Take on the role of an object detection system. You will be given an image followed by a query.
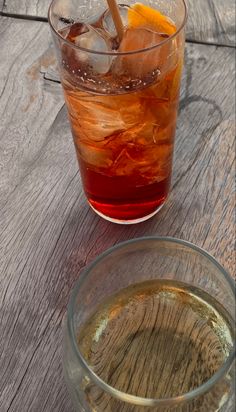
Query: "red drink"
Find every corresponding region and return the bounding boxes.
[51,3,185,222]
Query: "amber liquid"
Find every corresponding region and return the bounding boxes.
[79,162,170,220]
[60,14,183,221]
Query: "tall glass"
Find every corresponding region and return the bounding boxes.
[63,237,235,411]
[49,0,187,223]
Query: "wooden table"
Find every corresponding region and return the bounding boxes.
[0,1,235,411]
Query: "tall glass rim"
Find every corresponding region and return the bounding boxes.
[48,0,187,56]
[67,236,235,407]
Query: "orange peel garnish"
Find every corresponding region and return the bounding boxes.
[128,3,176,36]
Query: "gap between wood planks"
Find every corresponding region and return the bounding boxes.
[0,10,235,49]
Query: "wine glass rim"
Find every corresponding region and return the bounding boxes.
[48,0,188,56]
[67,236,235,407]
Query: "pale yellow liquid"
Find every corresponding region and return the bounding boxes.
[78,280,234,411]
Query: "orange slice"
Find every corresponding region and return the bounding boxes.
[128,3,176,36]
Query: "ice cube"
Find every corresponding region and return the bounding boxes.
[113,27,173,78]
[76,140,114,168]
[66,22,89,41]
[74,26,113,74]
[67,94,126,141]
[103,5,129,37]
[58,23,72,39]
[111,147,139,176]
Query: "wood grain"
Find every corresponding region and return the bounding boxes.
[0,15,235,412]
[0,16,74,412]
[0,0,235,46]
[0,0,49,20]
[185,0,235,46]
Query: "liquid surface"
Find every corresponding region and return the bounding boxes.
[59,4,184,221]
[78,280,234,410]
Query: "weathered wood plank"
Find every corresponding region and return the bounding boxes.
[0,0,235,46]
[0,16,235,412]
[185,0,235,46]
[0,16,74,412]
[0,0,49,19]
